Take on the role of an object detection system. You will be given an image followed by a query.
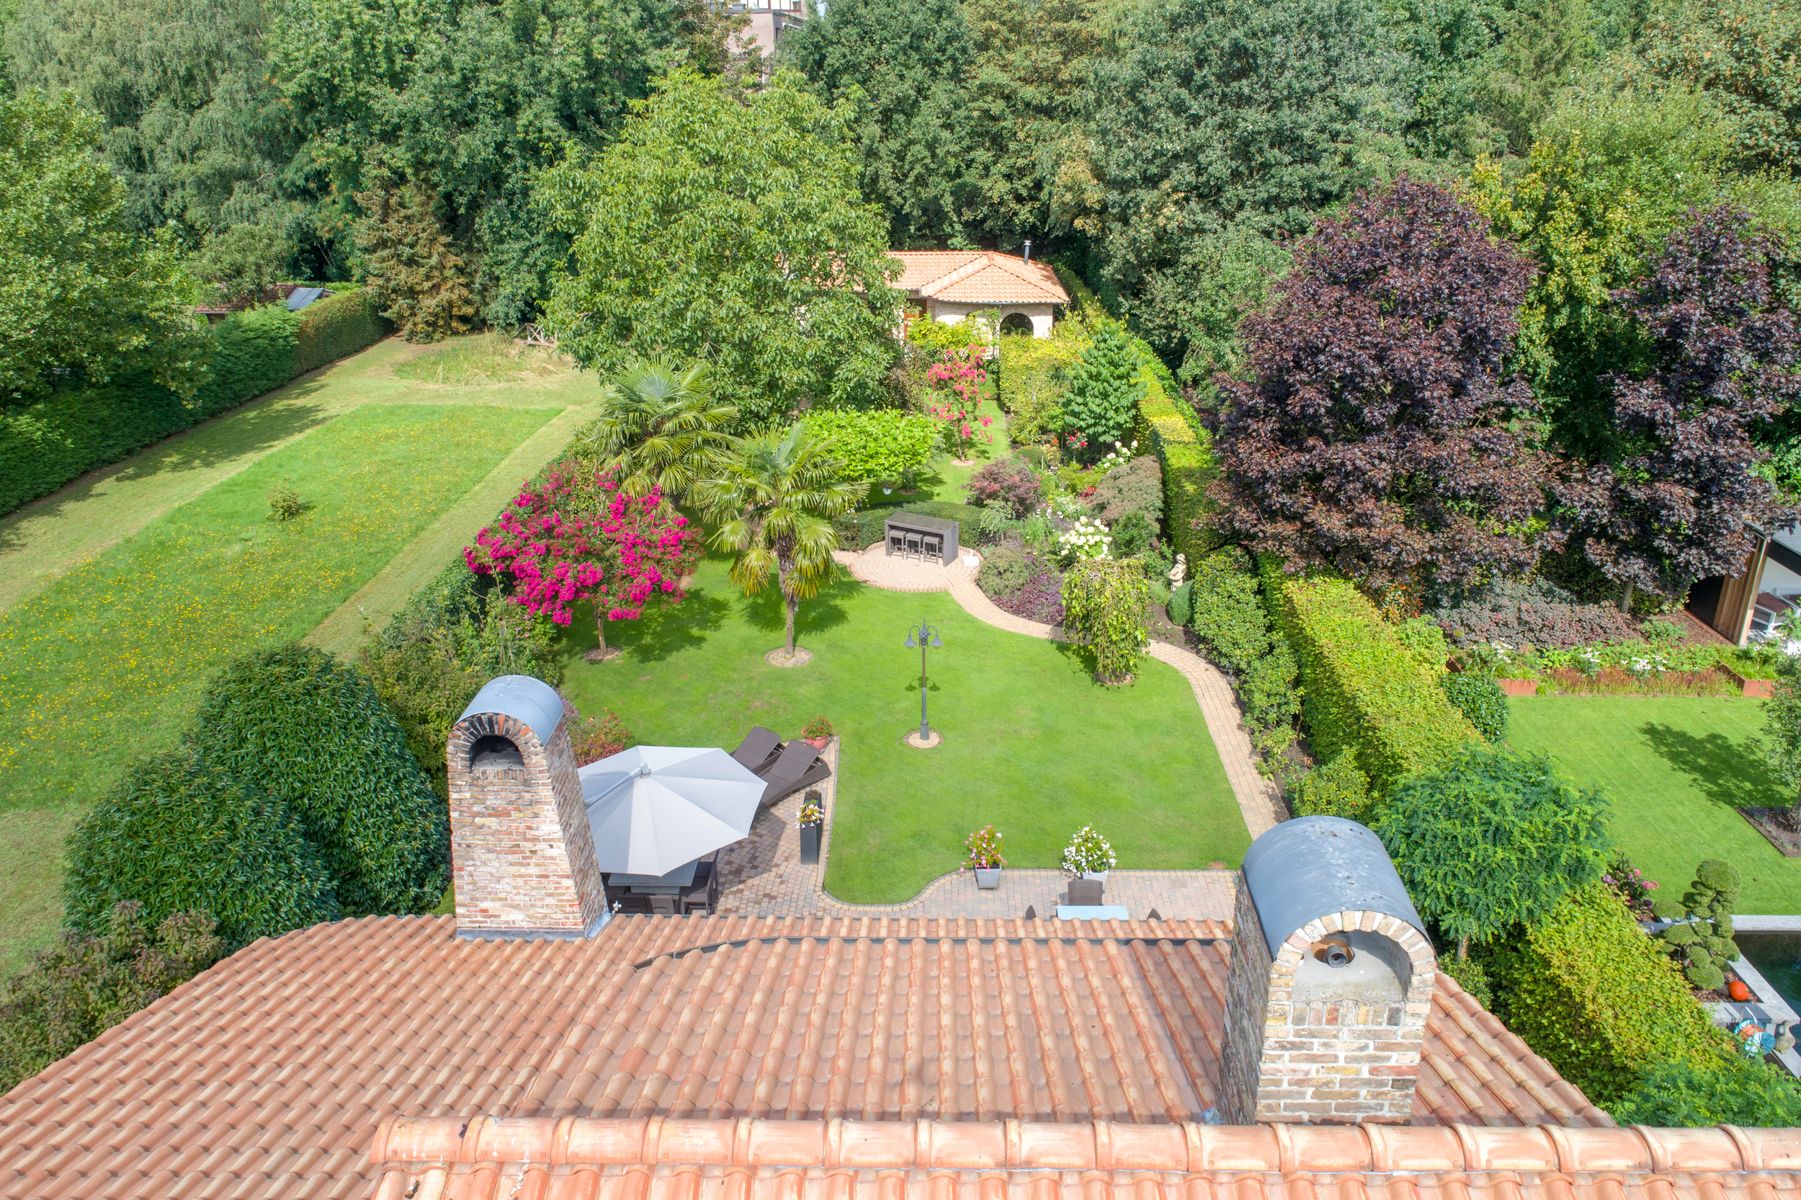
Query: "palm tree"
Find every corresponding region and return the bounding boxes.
[694,424,865,660]
[577,358,739,500]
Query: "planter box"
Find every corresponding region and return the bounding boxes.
[799,823,821,865]
[1722,666,1776,698]
[1497,677,1538,696]
[973,866,1002,890]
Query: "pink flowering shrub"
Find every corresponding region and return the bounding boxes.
[465,462,699,656]
[925,344,995,458]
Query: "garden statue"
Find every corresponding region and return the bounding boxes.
[1169,553,1187,589]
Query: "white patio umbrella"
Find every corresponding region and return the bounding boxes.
[578,745,764,877]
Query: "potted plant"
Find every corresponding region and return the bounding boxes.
[964,825,1005,889]
[797,792,824,864]
[1062,824,1116,882]
[802,715,834,749]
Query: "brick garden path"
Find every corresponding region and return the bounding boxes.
[712,545,1280,921]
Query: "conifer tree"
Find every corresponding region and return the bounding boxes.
[1061,320,1143,461]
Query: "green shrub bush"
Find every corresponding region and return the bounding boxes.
[803,407,940,485]
[1394,616,1449,673]
[1485,884,1732,1105]
[1110,510,1157,559]
[193,306,301,411]
[1269,569,1479,795]
[1659,860,1742,991]
[0,902,225,1093]
[191,644,449,915]
[964,457,1043,517]
[977,545,1036,598]
[1610,1057,1801,1127]
[1188,548,1272,674]
[997,329,1083,445]
[1061,557,1152,683]
[294,287,389,375]
[65,752,341,946]
[1063,319,1144,457]
[1441,671,1509,741]
[1167,581,1194,626]
[1088,455,1164,524]
[1436,950,1495,1008]
[1289,754,1375,823]
[1238,639,1302,733]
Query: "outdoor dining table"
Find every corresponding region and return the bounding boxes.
[604,857,703,895]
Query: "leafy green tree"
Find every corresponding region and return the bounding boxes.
[1060,557,1152,684]
[0,903,224,1093]
[577,359,739,501]
[1071,0,1404,346]
[1766,653,1801,823]
[1636,0,1801,179]
[65,751,342,946]
[0,90,204,405]
[1135,227,1290,395]
[1378,744,1610,957]
[268,0,698,321]
[352,175,478,342]
[190,644,448,916]
[1611,1058,1801,1127]
[542,69,899,424]
[5,0,299,291]
[784,0,978,244]
[1658,860,1741,992]
[1061,319,1143,459]
[694,424,865,659]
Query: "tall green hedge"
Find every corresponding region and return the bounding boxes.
[1486,884,1733,1106]
[0,290,387,519]
[1135,338,1217,566]
[190,644,449,916]
[294,288,389,375]
[64,752,342,947]
[1269,568,1478,794]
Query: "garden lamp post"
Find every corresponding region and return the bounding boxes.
[904,617,942,741]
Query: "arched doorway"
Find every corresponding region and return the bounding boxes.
[1000,311,1035,336]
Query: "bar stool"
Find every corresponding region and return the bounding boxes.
[887,528,905,556]
[904,531,923,559]
[921,533,943,563]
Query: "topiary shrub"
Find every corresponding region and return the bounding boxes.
[191,644,448,916]
[65,752,341,946]
[1610,1057,1801,1127]
[1379,745,1610,957]
[1289,755,1375,824]
[1109,509,1157,559]
[1485,884,1732,1104]
[1167,581,1194,627]
[0,902,225,1093]
[964,457,1044,517]
[977,545,1036,598]
[1441,671,1509,741]
[1659,860,1742,991]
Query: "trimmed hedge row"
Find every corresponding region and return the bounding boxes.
[1485,884,1733,1106]
[295,289,388,375]
[0,289,389,519]
[1267,567,1478,794]
[1133,337,1217,567]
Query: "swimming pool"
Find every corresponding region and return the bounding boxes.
[1739,932,1801,1009]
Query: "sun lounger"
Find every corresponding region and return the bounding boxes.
[755,739,831,807]
[730,726,782,772]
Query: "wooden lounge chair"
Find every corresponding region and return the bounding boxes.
[730,726,783,772]
[755,739,831,807]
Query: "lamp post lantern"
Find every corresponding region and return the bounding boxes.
[904,617,942,742]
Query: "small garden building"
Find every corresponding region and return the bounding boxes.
[890,248,1071,338]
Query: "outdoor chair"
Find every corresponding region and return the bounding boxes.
[649,893,679,915]
[755,739,832,807]
[680,861,717,914]
[1064,878,1104,906]
[730,726,783,773]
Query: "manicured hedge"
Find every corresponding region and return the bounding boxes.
[1268,568,1478,794]
[294,288,389,376]
[0,290,387,519]
[996,330,1083,445]
[1485,884,1733,1106]
[803,407,940,484]
[1133,336,1217,566]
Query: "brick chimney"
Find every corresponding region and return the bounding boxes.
[447,675,609,938]
[1220,816,1436,1124]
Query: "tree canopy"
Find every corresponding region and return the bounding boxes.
[542,69,899,424]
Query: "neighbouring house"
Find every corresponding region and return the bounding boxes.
[891,248,1071,339]
[728,0,807,64]
[3,674,1798,1198]
[194,282,332,323]
[1688,524,1801,644]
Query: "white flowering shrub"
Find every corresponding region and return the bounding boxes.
[1056,515,1112,561]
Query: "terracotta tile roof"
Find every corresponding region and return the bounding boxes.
[362,1116,1801,1200]
[890,250,1071,305]
[0,914,1604,1198]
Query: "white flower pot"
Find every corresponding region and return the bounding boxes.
[1081,870,1109,884]
[974,867,1002,890]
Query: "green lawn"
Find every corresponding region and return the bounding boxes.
[556,556,1249,903]
[1508,695,1801,914]
[0,337,592,966]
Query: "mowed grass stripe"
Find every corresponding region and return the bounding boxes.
[0,402,554,965]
